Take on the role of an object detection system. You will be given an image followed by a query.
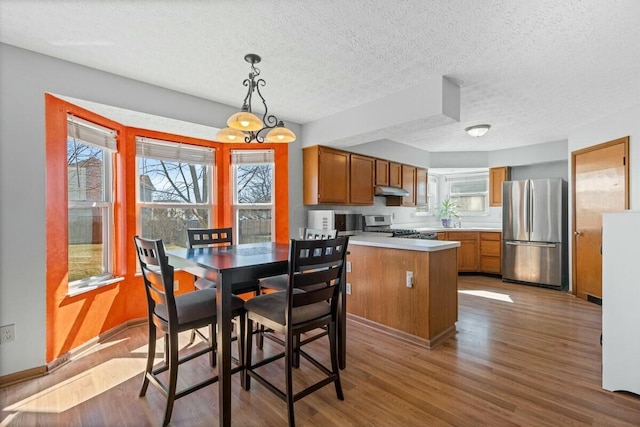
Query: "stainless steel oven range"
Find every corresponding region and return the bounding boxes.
[362,215,437,239]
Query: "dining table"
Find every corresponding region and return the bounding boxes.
[166,241,347,427]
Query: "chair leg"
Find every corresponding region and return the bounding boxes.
[293,334,300,368]
[188,328,197,346]
[238,314,246,389]
[285,328,295,427]
[243,317,253,391]
[257,322,264,350]
[162,330,180,427]
[139,321,155,397]
[328,322,344,400]
[209,323,216,367]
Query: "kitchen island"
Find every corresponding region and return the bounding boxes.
[346,235,460,348]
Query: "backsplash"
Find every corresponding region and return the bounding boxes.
[307,196,503,229]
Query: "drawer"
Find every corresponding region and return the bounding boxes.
[480,232,501,241]
[445,232,478,241]
[480,240,501,256]
[481,256,501,274]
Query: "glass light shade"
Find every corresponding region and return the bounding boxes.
[217,127,246,143]
[227,111,263,131]
[465,124,491,137]
[266,125,296,143]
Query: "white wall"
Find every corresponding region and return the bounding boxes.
[0,43,304,376]
[566,104,640,289]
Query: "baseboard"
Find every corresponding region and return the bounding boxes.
[346,313,456,349]
[0,318,147,388]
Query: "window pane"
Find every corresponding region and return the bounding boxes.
[68,140,104,202]
[138,158,210,204]
[68,207,106,282]
[451,196,487,212]
[237,208,272,244]
[140,207,209,248]
[236,164,273,204]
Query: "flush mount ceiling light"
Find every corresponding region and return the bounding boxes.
[465,124,491,137]
[217,54,296,144]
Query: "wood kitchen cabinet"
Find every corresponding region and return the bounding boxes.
[401,165,417,206]
[438,231,502,274]
[303,146,374,205]
[389,162,402,188]
[438,231,479,272]
[480,232,502,274]
[416,168,428,206]
[350,154,375,205]
[375,159,389,186]
[303,145,350,205]
[489,166,510,207]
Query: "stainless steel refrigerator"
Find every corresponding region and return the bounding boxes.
[502,178,567,288]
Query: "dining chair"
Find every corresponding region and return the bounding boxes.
[186,227,259,345]
[256,228,337,350]
[134,236,246,427]
[243,236,348,427]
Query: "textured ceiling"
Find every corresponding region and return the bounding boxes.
[1,0,640,152]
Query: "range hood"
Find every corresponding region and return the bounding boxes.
[375,186,409,197]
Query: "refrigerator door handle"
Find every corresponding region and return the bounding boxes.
[523,180,530,235]
[528,179,534,237]
[505,241,557,248]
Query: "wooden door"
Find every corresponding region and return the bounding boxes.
[317,146,350,204]
[375,159,389,186]
[389,162,402,188]
[573,137,629,301]
[350,154,374,205]
[401,165,416,206]
[489,166,510,207]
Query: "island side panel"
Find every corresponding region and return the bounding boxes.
[346,244,458,344]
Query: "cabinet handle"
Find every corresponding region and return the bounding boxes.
[574,230,582,236]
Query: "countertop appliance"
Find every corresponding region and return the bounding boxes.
[502,178,567,288]
[307,210,362,236]
[362,215,437,239]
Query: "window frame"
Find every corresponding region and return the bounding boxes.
[445,171,490,216]
[66,116,119,295]
[231,149,276,244]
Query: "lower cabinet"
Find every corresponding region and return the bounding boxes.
[438,231,502,274]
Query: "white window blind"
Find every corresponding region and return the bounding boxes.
[136,136,215,164]
[67,115,118,152]
[231,149,274,164]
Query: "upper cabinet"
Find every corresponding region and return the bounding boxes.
[375,159,389,186]
[350,154,375,205]
[489,166,511,207]
[416,168,428,206]
[303,146,374,205]
[389,162,402,188]
[401,165,417,206]
[303,146,350,205]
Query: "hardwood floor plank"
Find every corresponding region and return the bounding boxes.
[1,275,639,426]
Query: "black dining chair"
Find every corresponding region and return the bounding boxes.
[134,236,246,427]
[256,228,337,350]
[243,236,348,427]
[186,227,259,345]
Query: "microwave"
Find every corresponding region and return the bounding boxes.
[307,210,362,236]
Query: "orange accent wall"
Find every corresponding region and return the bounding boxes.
[44,94,289,362]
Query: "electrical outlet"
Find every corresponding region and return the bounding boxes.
[406,271,414,288]
[346,283,352,295]
[346,261,351,273]
[0,324,15,344]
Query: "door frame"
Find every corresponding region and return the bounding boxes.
[571,136,629,296]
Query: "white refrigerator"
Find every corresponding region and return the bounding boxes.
[602,211,640,395]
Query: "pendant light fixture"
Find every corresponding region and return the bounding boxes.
[465,124,491,137]
[217,54,296,143]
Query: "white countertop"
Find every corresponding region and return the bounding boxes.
[348,235,460,252]
[413,226,502,233]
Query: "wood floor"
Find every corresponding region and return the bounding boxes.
[2,275,639,426]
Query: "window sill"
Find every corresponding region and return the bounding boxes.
[67,276,124,297]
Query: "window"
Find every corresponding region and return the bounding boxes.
[416,174,439,216]
[446,172,489,215]
[232,150,274,244]
[136,137,215,248]
[67,115,117,290]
